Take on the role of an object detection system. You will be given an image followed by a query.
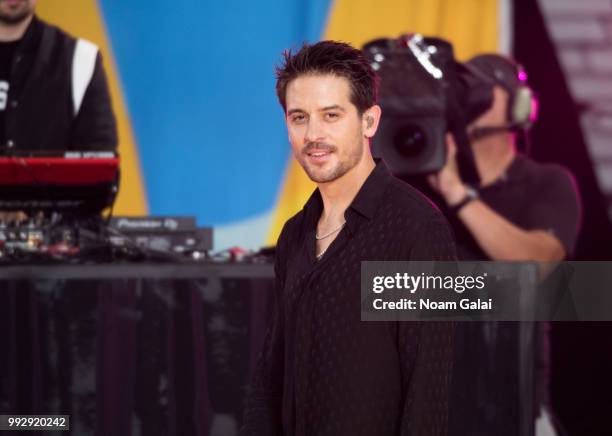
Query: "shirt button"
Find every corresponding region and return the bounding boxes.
[6,140,14,148]
[9,100,17,109]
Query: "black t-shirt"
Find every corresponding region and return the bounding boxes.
[450,154,581,260]
[0,39,19,144]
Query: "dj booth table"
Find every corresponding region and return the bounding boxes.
[0,262,536,436]
[0,262,275,436]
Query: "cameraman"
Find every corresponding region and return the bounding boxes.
[428,54,580,263]
[428,54,581,436]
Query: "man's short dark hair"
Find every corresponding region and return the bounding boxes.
[275,40,379,115]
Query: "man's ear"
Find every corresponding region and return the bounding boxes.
[362,105,382,139]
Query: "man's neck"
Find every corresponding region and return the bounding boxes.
[0,14,33,42]
[318,153,376,223]
[472,132,516,187]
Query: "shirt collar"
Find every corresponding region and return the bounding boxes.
[348,158,392,220]
[302,158,393,232]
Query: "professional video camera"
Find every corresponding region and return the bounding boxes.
[363,34,494,183]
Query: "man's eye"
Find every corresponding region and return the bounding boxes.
[291,115,306,123]
[325,112,339,120]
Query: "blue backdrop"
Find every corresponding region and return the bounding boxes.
[99,0,331,247]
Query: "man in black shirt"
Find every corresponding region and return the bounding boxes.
[0,0,30,145]
[0,0,117,219]
[0,38,16,149]
[428,54,581,436]
[242,41,456,436]
[0,0,117,152]
[428,54,580,262]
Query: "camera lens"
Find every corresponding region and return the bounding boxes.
[393,125,426,157]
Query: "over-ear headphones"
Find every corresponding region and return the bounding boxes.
[466,54,537,130]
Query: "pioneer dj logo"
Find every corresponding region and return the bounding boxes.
[116,218,162,230]
[0,81,8,111]
[114,217,180,231]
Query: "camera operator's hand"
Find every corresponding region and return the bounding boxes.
[427,133,468,206]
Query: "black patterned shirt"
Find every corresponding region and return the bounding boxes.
[242,160,456,436]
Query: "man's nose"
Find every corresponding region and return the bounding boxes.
[304,117,326,144]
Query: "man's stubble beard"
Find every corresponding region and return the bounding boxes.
[299,138,364,184]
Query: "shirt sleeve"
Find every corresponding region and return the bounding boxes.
[521,165,581,256]
[400,216,456,435]
[70,52,118,151]
[240,222,290,436]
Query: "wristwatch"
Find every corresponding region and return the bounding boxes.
[449,185,479,214]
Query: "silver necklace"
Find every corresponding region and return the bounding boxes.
[315,221,346,240]
[316,247,328,260]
